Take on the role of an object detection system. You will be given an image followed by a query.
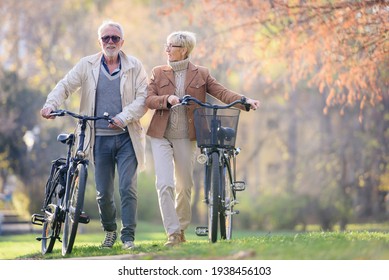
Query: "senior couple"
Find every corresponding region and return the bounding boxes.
[41,20,260,249]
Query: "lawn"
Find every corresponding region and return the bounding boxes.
[1,221,389,260]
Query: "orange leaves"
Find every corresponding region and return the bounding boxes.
[155,0,387,115]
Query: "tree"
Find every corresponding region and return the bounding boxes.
[0,69,44,196]
[162,0,388,116]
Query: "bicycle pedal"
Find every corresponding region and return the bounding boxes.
[233,181,246,191]
[79,213,90,224]
[195,226,208,236]
[31,214,45,226]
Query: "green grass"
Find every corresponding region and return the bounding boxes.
[1,222,389,260]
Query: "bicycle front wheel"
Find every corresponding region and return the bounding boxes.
[62,163,87,256]
[220,158,234,240]
[208,152,220,243]
[41,169,63,254]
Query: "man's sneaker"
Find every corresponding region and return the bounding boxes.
[180,230,186,242]
[122,241,135,250]
[164,233,182,247]
[101,231,117,248]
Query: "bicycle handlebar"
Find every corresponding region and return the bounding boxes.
[50,110,125,131]
[175,95,251,111]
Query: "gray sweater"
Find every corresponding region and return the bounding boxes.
[95,64,124,136]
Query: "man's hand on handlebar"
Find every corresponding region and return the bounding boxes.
[108,117,125,130]
[41,107,55,119]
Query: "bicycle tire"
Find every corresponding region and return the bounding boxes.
[62,163,87,256]
[41,169,62,254]
[220,158,234,240]
[208,152,220,243]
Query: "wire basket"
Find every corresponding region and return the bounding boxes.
[194,107,240,148]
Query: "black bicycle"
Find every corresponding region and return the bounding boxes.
[31,110,119,256]
[175,95,250,243]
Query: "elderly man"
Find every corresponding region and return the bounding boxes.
[41,20,148,250]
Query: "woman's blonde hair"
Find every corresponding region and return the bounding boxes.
[167,31,196,57]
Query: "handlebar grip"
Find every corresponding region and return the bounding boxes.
[241,96,251,112]
[179,95,191,105]
[50,110,65,116]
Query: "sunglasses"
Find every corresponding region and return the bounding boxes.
[101,35,121,44]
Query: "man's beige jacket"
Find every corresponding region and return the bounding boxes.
[43,51,148,171]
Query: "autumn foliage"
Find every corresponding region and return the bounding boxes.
[162,0,388,115]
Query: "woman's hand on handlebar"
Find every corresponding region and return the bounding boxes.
[245,98,260,111]
[168,95,180,106]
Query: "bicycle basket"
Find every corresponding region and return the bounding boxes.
[194,107,240,148]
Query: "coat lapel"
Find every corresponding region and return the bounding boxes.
[162,65,175,86]
[185,62,198,90]
[90,53,102,87]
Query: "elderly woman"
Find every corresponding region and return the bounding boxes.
[146,31,260,246]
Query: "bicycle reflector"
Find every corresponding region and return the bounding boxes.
[233,181,246,191]
[197,153,208,164]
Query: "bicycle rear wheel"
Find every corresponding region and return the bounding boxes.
[220,158,234,240]
[41,169,63,254]
[208,152,220,243]
[62,163,87,256]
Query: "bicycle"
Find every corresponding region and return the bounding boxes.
[174,95,250,243]
[31,110,119,256]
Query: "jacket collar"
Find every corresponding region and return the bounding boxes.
[88,50,135,72]
[89,51,135,85]
[161,61,198,90]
